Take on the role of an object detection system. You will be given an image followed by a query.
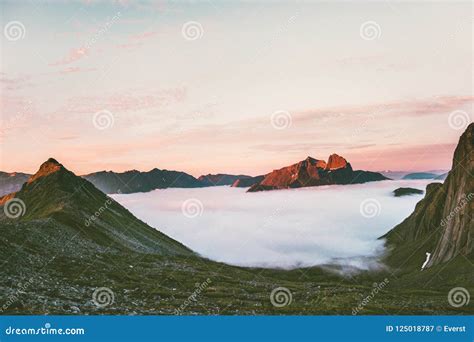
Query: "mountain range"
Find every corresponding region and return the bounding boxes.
[1,155,389,195]
[82,169,205,194]
[0,125,472,315]
[0,172,30,197]
[198,174,252,186]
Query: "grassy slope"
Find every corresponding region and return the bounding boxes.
[1,215,472,315]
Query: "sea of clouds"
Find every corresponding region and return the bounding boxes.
[112,179,438,270]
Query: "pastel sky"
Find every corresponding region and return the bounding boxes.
[1,0,472,176]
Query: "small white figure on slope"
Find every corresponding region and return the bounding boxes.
[421,252,431,270]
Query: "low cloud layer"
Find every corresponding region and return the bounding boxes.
[112,180,438,270]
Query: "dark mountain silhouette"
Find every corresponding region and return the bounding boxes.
[0,171,31,197]
[83,168,205,194]
[198,173,252,186]
[248,154,388,192]
[383,123,473,271]
[231,175,265,188]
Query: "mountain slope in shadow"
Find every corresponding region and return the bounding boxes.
[383,123,473,274]
[83,168,205,194]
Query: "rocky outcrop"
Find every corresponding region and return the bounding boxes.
[393,187,424,197]
[383,123,473,270]
[248,154,388,192]
[231,175,265,188]
[198,174,252,186]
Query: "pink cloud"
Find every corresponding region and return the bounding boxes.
[52,87,187,116]
[0,73,33,91]
[50,47,89,66]
[59,66,96,74]
[131,31,158,40]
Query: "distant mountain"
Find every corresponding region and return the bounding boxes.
[198,174,252,186]
[0,158,193,256]
[231,175,265,188]
[248,154,389,192]
[83,168,204,194]
[0,171,31,197]
[402,172,438,180]
[378,171,409,180]
[383,123,473,272]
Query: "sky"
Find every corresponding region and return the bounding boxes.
[1,0,472,176]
